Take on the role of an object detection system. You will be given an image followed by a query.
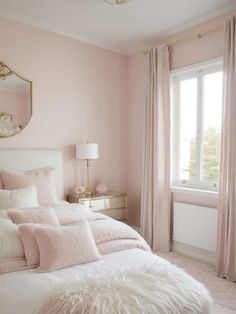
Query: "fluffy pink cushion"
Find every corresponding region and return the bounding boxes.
[8,207,60,225]
[35,220,101,271]
[18,224,40,266]
[1,168,58,205]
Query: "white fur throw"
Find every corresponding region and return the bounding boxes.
[0,186,39,210]
[39,260,213,314]
[0,218,24,258]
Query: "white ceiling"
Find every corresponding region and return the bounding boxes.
[0,0,235,55]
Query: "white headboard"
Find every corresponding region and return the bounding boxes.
[0,149,64,200]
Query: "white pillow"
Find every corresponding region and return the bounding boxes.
[0,218,24,258]
[0,186,39,211]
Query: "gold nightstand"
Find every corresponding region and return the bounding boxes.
[67,192,127,221]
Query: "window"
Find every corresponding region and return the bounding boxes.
[171,59,223,190]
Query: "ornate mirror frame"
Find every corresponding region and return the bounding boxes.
[0,61,32,138]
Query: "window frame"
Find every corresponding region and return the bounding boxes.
[170,58,223,191]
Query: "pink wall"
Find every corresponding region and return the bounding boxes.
[0,15,225,224]
[0,17,128,196]
[127,27,224,226]
[0,90,30,126]
[170,28,224,70]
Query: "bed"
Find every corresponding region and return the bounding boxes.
[0,149,213,314]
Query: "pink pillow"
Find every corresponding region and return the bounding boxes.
[8,207,60,225]
[18,224,40,266]
[1,168,58,205]
[35,220,101,271]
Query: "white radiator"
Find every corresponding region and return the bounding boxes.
[173,202,218,253]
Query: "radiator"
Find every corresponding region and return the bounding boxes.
[173,202,218,252]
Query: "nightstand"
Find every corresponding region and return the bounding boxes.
[67,192,127,221]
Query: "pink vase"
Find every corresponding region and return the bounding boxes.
[96,182,108,194]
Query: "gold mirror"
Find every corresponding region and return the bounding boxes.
[0,62,32,138]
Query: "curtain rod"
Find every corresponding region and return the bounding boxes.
[143,22,224,55]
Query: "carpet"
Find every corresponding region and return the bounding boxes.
[157,252,236,313]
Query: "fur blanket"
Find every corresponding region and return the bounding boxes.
[39,261,213,314]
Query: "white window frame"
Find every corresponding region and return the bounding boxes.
[170,58,223,191]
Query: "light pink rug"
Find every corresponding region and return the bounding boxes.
[157,252,236,313]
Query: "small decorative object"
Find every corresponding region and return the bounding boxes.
[0,112,22,137]
[0,112,12,124]
[73,186,86,195]
[96,182,108,195]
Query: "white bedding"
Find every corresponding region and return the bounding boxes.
[0,204,212,314]
[0,249,165,314]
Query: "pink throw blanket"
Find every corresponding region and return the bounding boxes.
[56,203,151,255]
[89,219,150,254]
[0,258,33,274]
[1,204,150,275]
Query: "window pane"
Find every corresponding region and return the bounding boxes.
[202,72,223,183]
[179,78,197,181]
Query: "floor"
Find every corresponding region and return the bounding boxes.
[157,252,236,313]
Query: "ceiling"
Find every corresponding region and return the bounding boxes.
[0,0,235,55]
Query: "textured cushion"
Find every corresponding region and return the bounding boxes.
[8,207,60,225]
[18,224,40,266]
[0,218,24,259]
[35,220,101,271]
[1,168,58,205]
[0,186,38,211]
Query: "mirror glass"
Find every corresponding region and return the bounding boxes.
[0,62,32,138]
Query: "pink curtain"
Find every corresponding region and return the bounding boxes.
[216,16,236,282]
[141,46,171,251]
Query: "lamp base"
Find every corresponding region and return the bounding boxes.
[85,188,92,197]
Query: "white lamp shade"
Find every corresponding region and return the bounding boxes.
[76,143,99,160]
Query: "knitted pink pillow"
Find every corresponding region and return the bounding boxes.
[35,220,101,271]
[8,207,60,225]
[18,224,40,266]
[1,168,58,205]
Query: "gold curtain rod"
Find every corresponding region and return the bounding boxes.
[143,22,224,55]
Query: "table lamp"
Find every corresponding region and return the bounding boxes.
[76,142,99,194]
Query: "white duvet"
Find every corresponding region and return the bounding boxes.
[0,204,212,313]
[0,249,212,314]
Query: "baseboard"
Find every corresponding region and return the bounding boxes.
[128,227,216,266]
[171,241,216,266]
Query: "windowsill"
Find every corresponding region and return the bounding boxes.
[171,186,219,199]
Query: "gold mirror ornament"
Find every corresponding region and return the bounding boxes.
[0,62,32,138]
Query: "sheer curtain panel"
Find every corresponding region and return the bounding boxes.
[216,16,236,282]
[141,46,171,252]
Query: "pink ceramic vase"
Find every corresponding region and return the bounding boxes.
[96,182,108,194]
